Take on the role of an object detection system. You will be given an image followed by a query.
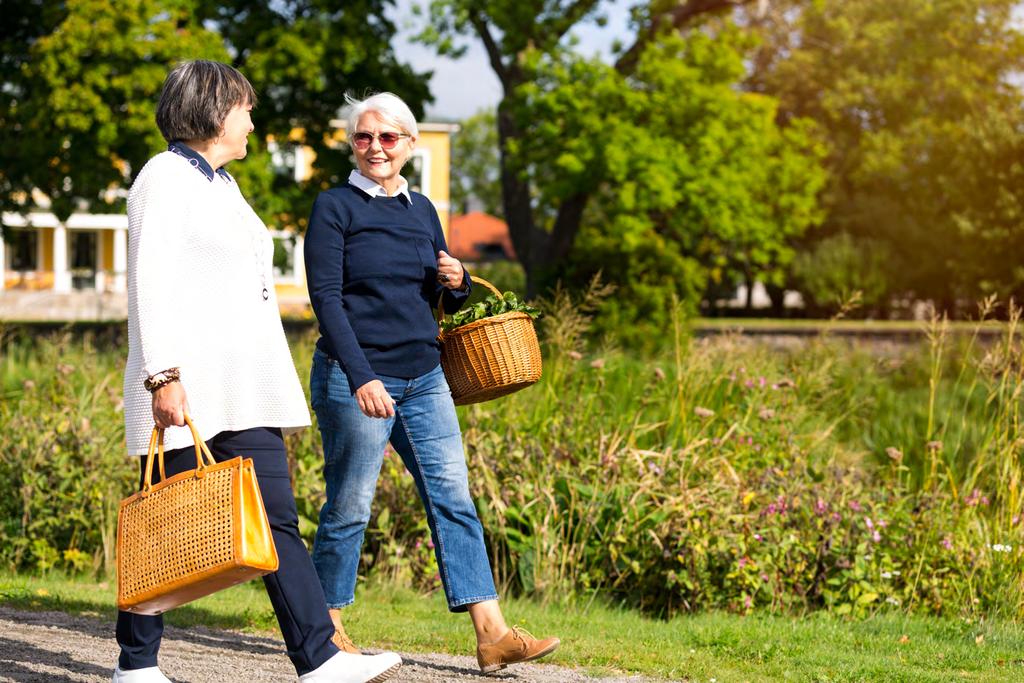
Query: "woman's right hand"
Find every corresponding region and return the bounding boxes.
[152,382,188,429]
[355,379,395,419]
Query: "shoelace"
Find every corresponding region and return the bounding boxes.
[333,629,357,650]
[510,626,536,651]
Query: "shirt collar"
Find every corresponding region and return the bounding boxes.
[347,169,412,204]
[167,141,233,183]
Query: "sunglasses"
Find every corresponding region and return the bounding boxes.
[350,131,410,150]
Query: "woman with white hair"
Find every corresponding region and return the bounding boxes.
[304,92,560,673]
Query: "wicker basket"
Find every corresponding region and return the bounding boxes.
[438,277,542,405]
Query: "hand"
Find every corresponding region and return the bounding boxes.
[151,381,187,429]
[436,250,465,290]
[355,379,396,419]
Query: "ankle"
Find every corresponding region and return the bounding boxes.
[477,625,510,647]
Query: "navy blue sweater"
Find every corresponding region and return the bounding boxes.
[304,183,472,390]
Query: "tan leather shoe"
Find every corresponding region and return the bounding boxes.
[476,626,560,674]
[331,625,361,654]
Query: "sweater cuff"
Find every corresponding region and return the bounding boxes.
[345,363,378,394]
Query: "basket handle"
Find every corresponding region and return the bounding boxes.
[436,275,502,327]
[141,413,216,494]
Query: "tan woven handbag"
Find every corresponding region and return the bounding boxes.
[116,415,279,615]
[438,277,542,405]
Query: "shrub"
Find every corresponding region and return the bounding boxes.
[3,309,1024,620]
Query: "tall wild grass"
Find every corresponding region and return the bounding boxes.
[2,292,1023,619]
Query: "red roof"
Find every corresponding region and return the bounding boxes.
[448,212,516,262]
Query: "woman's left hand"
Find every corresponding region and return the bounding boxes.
[436,250,465,290]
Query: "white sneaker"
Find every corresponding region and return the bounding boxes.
[112,665,172,682]
[298,651,402,683]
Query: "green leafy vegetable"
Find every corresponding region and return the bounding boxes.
[440,290,540,332]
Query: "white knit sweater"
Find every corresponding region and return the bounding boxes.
[123,151,310,456]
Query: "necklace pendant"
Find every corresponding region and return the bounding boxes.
[262,287,270,301]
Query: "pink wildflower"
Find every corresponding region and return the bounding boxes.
[965,489,989,507]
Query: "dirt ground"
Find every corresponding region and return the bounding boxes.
[0,606,653,683]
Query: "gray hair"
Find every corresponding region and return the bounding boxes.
[155,60,257,143]
[344,92,419,139]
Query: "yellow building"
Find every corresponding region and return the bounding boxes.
[0,121,458,319]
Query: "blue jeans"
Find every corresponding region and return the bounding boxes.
[309,350,498,612]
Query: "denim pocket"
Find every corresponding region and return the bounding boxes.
[310,352,329,414]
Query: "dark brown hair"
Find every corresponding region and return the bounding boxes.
[155,60,257,143]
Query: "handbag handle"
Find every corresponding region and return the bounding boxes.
[435,275,502,329]
[141,414,217,495]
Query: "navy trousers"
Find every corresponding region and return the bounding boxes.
[115,427,338,675]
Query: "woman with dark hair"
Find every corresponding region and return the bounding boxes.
[115,60,401,683]
[304,92,560,674]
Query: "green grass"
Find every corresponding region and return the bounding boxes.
[692,318,1006,334]
[3,572,1024,682]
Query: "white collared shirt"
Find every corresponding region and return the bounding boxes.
[348,169,413,204]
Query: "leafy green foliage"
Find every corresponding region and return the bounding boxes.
[0,331,133,574]
[754,0,1024,312]
[1,0,226,221]
[439,290,540,333]
[450,108,502,217]
[791,233,889,315]
[201,0,431,227]
[0,0,428,230]
[6,311,1024,621]
[420,0,811,311]
[514,28,825,335]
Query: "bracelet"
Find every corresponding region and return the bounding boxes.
[144,367,181,393]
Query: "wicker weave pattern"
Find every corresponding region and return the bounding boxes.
[118,466,236,604]
[116,416,278,615]
[438,277,542,405]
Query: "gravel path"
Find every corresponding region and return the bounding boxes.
[0,607,653,682]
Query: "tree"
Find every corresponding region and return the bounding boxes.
[421,0,824,313]
[450,108,503,216]
[1,0,226,222]
[754,0,1024,314]
[1,0,429,231]
[522,29,823,331]
[199,0,432,226]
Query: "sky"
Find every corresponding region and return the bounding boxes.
[385,1,633,121]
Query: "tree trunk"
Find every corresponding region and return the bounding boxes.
[766,282,787,317]
[496,102,542,296]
